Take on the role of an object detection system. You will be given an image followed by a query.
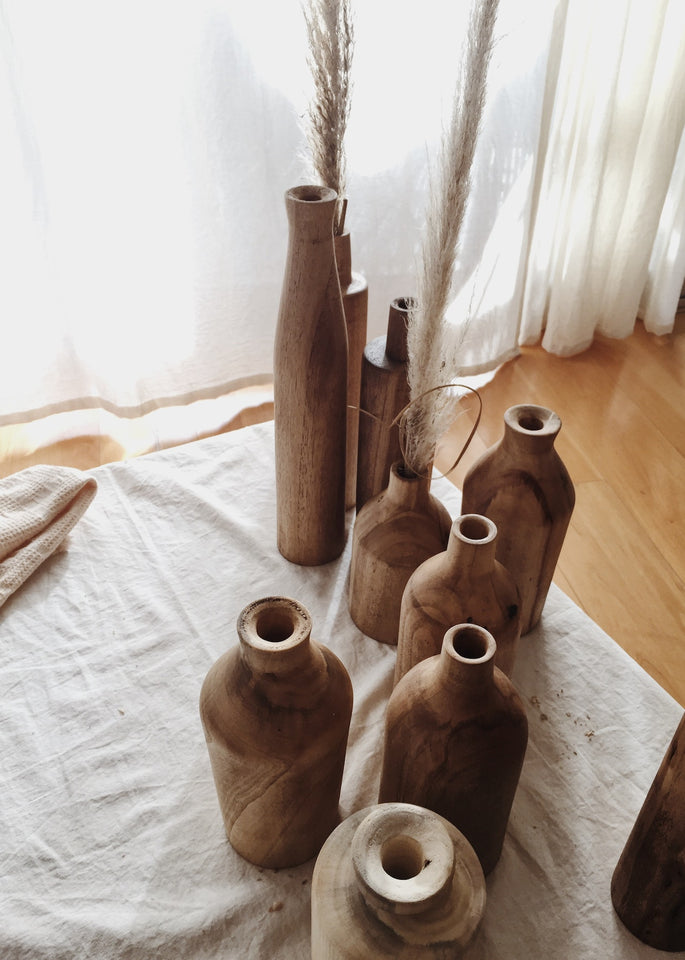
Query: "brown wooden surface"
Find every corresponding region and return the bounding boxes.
[2,317,683,701]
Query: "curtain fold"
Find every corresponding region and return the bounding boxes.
[1,0,683,426]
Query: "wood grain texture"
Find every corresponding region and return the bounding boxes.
[311,803,486,959]
[460,405,575,634]
[611,712,685,951]
[274,185,348,565]
[349,463,452,645]
[379,624,528,875]
[199,596,353,869]
[334,232,368,510]
[356,298,412,511]
[395,514,521,685]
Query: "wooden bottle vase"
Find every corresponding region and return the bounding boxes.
[460,404,575,633]
[334,231,368,510]
[311,802,486,959]
[274,185,348,565]
[199,596,353,869]
[356,296,412,511]
[395,514,521,686]
[379,624,528,875]
[611,713,685,951]
[348,461,451,645]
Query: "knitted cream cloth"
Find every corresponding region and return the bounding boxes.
[0,465,97,607]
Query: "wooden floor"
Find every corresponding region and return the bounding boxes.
[2,317,684,705]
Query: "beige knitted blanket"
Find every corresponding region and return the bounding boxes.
[0,465,97,607]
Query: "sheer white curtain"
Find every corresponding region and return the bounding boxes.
[0,0,683,425]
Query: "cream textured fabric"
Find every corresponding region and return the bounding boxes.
[0,464,97,606]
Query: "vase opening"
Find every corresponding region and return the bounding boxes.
[396,462,419,480]
[255,608,296,644]
[458,515,491,541]
[451,625,491,661]
[380,835,425,881]
[518,413,545,431]
[394,296,416,312]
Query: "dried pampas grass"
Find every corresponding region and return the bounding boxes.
[304,0,354,235]
[404,0,499,475]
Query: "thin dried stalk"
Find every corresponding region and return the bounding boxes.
[404,0,499,474]
[304,0,354,234]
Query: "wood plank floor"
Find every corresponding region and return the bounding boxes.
[2,317,683,704]
[435,315,685,707]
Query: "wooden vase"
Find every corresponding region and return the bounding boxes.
[348,462,452,645]
[460,404,575,633]
[379,624,528,875]
[311,802,486,959]
[355,296,412,511]
[274,185,348,565]
[395,514,521,686]
[199,596,353,869]
[611,713,685,951]
[334,231,369,511]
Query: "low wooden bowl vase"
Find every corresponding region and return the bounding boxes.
[395,513,521,686]
[379,623,528,875]
[348,461,452,645]
[311,802,486,958]
[199,596,353,868]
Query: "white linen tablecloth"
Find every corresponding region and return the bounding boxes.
[1,420,681,959]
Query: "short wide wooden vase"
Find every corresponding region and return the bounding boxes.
[274,185,348,566]
[379,624,528,875]
[348,462,452,645]
[395,513,521,686]
[611,713,685,951]
[199,596,353,869]
[460,404,575,634]
[311,802,486,959]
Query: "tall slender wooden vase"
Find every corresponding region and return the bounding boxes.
[199,596,353,869]
[356,297,412,511]
[334,231,368,510]
[311,803,486,959]
[379,624,528,875]
[611,713,685,951]
[395,514,521,685]
[274,185,348,565]
[348,462,451,645]
[460,404,575,634]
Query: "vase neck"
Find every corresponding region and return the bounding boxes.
[438,624,496,697]
[285,185,337,243]
[334,231,353,286]
[352,804,455,918]
[502,404,561,455]
[385,297,414,363]
[385,461,433,511]
[445,514,497,574]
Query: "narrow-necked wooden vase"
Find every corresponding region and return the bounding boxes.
[395,513,521,685]
[460,404,575,633]
[311,802,486,958]
[274,185,348,565]
[379,624,527,875]
[199,596,353,868]
[348,461,451,645]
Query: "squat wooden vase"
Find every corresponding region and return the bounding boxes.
[311,803,486,959]
[334,231,368,510]
[460,404,575,633]
[395,514,521,686]
[379,624,528,875]
[611,713,685,951]
[199,596,353,869]
[274,185,348,565]
[348,462,452,645]
[356,296,412,511]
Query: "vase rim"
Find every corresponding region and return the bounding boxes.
[504,404,561,437]
[287,184,337,205]
[237,595,312,652]
[453,514,497,545]
[443,623,496,665]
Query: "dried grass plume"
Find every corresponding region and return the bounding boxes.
[304,0,354,235]
[404,0,499,475]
